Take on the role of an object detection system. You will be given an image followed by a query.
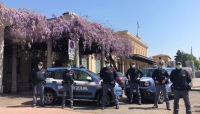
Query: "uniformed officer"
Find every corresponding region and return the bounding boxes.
[125,62,143,105]
[152,61,171,110]
[32,62,46,107]
[170,61,192,114]
[100,60,119,110]
[62,64,75,109]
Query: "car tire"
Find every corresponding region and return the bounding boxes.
[97,93,111,106]
[158,91,164,104]
[44,91,56,105]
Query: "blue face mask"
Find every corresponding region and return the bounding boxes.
[159,65,163,69]
[106,63,110,67]
[176,65,182,69]
[38,66,43,69]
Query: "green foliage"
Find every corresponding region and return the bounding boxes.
[174,50,200,70]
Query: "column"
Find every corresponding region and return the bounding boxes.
[0,27,4,93]
[101,47,105,68]
[75,38,79,67]
[121,58,125,75]
[11,45,17,93]
[47,39,52,68]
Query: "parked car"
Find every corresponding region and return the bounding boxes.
[115,72,128,89]
[124,67,174,104]
[44,67,123,106]
[182,67,193,77]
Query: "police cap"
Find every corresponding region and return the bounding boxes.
[66,64,71,67]
[38,62,43,65]
[176,61,182,65]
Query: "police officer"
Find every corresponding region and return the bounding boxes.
[62,64,75,109]
[32,62,46,107]
[125,62,143,105]
[100,61,119,110]
[170,61,191,114]
[152,61,171,110]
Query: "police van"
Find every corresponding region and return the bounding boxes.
[44,67,122,106]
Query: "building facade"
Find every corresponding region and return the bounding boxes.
[152,54,171,66]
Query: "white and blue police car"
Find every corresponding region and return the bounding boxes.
[44,67,123,106]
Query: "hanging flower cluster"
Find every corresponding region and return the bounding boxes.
[0,3,133,58]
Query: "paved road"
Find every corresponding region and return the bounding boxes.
[1,91,200,114]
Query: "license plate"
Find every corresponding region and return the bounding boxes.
[133,89,136,92]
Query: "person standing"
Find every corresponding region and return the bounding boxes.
[125,62,143,105]
[152,61,171,110]
[62,64,75,108]
[170,61,192,114]
[32,62,46,107]
[100,61,119,110]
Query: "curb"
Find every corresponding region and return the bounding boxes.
[191,88,200,91]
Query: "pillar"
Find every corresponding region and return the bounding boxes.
[101,47,105,68]
[47,39,52,68]
[11,45,17,93]
[121,58,125,75]
[0,27,4,93]
[75,38,79,67]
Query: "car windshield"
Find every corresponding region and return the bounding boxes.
[86,70,101,79]
[116,72,125,77]
[142,68,173,77]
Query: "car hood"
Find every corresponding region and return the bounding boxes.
[140,77,153,81]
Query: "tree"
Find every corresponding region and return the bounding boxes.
[183,53,200,70]
[174,50,184,62]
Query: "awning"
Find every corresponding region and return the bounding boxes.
[130,54,156,64]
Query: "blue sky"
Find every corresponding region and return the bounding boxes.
[2,0,200,60]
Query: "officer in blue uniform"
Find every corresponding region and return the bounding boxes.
[152,61,171,110]
[170,61,192,114]
[62,64,75,108]
[100,61,119,110]
[125,62,143,105]
[32,62,46,107]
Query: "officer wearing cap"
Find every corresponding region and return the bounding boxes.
[100,60,119,110]
[170,61,192,114]
[125,62,143,105]
[62,64,75,109]
[152,61,171,110]
[32,62,46,107]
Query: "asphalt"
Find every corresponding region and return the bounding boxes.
[190,78,200,91]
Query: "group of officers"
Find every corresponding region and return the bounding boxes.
[31,60,192,114]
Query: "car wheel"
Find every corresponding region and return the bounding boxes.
[97,93,111,106]
[158,91,164,104]
[44,91,56,105]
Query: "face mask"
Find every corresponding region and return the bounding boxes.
[132,65,135,68]
[38,66,43,69]
[67,67,71,70]
[176,65,182,69]
[106,64,110,67]
[159,65,163,69]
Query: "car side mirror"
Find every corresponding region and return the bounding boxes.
[86,76,92,81]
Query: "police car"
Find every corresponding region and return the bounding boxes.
[44,67,122,106]
[124,67,174,104]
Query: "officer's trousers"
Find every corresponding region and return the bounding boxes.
[154,85,170,108]
[33,83,44,105]
[102,84,119,107]
[129,82,141,102]
[173,89,191,114]
[62,84,73,106]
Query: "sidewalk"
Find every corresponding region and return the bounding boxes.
[191,78,200,91]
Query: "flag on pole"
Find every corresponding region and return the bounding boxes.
[137,21,139,28]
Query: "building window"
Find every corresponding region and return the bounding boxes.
[96,60,100,73]
[81,58,87,68]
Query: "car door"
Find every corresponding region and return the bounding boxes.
[52,69,65,97]
[73,70,95,98]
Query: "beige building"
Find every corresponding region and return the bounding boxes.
[116,30,156,74]
[152,54,171,66]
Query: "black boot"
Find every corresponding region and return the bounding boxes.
[116,105,119,109]
[101,106,104,110]
[129,98,133,104]
[138,101,141,105]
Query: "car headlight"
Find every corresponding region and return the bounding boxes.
[144,81,149,86]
